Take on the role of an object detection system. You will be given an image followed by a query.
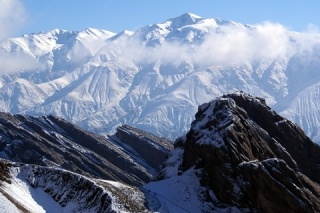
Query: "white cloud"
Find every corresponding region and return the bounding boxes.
[0,0,26,40]
[0,54,41,74]
[306,23,320,34]
[117,39,190,65]
[115,22,308,68]
[194,22,293,66]
[1,19,319,76]
[0,0,47,75]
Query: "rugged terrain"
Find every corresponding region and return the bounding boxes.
[0,160,149,213]
[147,93,320,212]
[0,113,172,186]
[1,93,320,212]
[0,13,320,142]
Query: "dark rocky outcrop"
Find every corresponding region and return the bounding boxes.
[114,124,173,169]
[0,160,10,184]
[0,113,172,186]
[171,93,320,212]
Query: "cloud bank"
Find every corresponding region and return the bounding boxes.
[116,21,320,68]
[0,19,319,76]
[0,0,26,40]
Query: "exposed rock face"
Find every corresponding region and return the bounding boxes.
[0,160,10,184]
[171,93,320,212]
[114,124,173,169]
[0,113,172,186]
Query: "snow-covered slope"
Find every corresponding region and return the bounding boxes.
[0,160,148,213]
[0,13,320,142]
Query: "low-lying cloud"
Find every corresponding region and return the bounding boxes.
[1,18,319,76]
[0,0,26,41]
[0,54,41,74]
[195,22,292,66]
[116,21,320,68]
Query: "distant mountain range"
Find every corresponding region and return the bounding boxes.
[0,13,320,143]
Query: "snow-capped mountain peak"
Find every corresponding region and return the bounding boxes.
[0,13,320,143]
[167,12,203,29]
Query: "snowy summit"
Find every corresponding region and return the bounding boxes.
[0,13,320,144]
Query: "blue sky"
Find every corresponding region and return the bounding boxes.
[2,0,320,39]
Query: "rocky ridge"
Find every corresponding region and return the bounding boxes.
[0,159,149,212]
[0,113,172,186]
[157,93,320,212]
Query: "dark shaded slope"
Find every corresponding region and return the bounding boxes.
[0,113,172,186]
[228,93,320,184]
[114,124,173,169]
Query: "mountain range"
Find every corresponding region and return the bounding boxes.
[0,13,320,142]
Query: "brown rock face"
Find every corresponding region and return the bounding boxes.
[178,93,320,212]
